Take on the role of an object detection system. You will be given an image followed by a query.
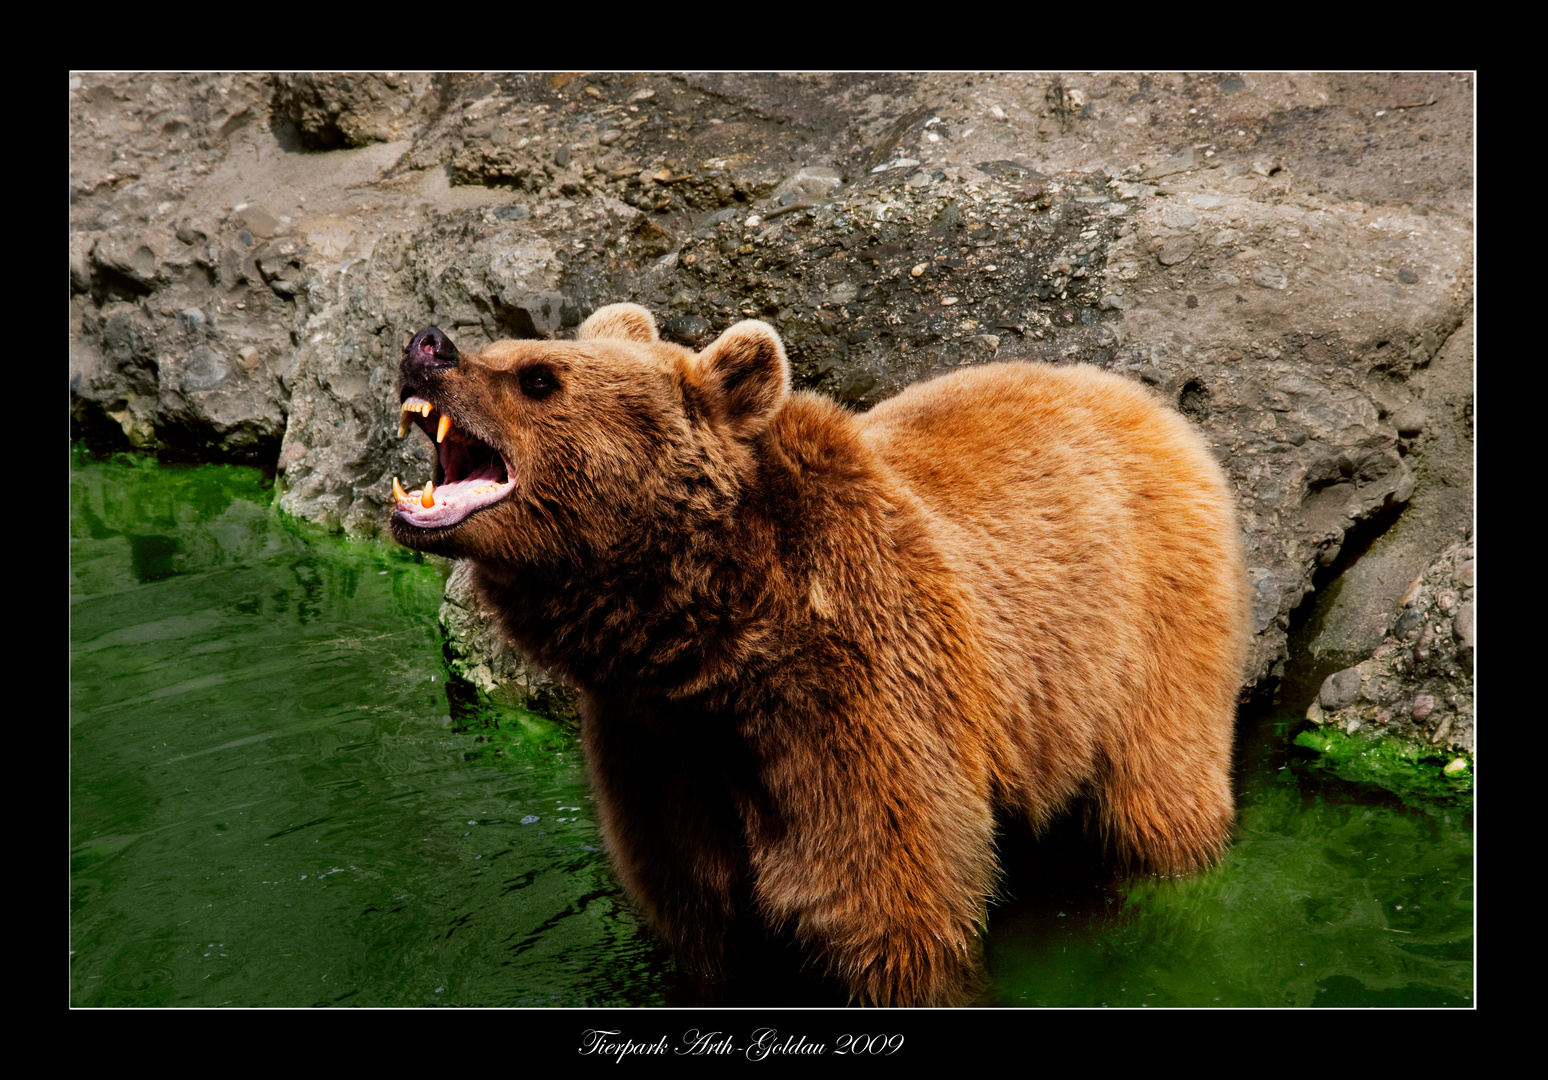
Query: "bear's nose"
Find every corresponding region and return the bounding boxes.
[403,327,460,376]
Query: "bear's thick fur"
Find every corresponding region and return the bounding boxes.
[388,304,1249,1006]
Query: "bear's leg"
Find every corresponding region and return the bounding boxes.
[1095,701,1235,876]
[748,785,998,1006]
[831,917,989,1007]
[580,700,751,978]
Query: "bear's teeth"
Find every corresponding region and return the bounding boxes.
[398,399,434,437]
[437,414,452,443]
[421,480,435,508]
[392,476,409,503]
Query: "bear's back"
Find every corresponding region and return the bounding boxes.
[857,361,1225,527]
[855,361,1248,825]
[855,361,1235,575]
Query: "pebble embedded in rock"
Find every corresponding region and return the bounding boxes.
[1392,405,1426,436]
[1453,602,1474,651]
[1140,147,1196,180]
[1319,666,1363,710]
[1393,607,1424,641]
[663,313,711,346]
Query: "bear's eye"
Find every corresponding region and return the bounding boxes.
[519,364,559,400]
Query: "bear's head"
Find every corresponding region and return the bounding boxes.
[389,304,791,567]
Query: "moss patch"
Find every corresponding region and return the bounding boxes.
[1293,724,1473,803]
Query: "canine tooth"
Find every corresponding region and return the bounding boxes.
[421,480,435,508]
[393,476,409,503]
[398,416,410,438]
[437,414,452,443]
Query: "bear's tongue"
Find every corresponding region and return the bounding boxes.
[393,466,512,529]
[393,397,514,529]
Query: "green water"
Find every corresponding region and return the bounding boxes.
[984,714,1473,1007]
[69,450,1473,1007]
[69,449,671,1006]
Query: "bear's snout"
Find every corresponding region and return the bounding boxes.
[403,327,460,379]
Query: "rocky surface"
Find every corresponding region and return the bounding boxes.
[1306,531,1474,752]
[439,561,579,723]
[70,72,1475,758]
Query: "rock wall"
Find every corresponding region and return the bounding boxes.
[70,72,1474,748]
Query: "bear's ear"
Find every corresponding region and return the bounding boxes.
[692,320,790,440]
[577,303,659,343]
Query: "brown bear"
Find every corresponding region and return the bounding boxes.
[387,303,1249,1006]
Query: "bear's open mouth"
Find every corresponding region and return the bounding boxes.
[392,395,514,529]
